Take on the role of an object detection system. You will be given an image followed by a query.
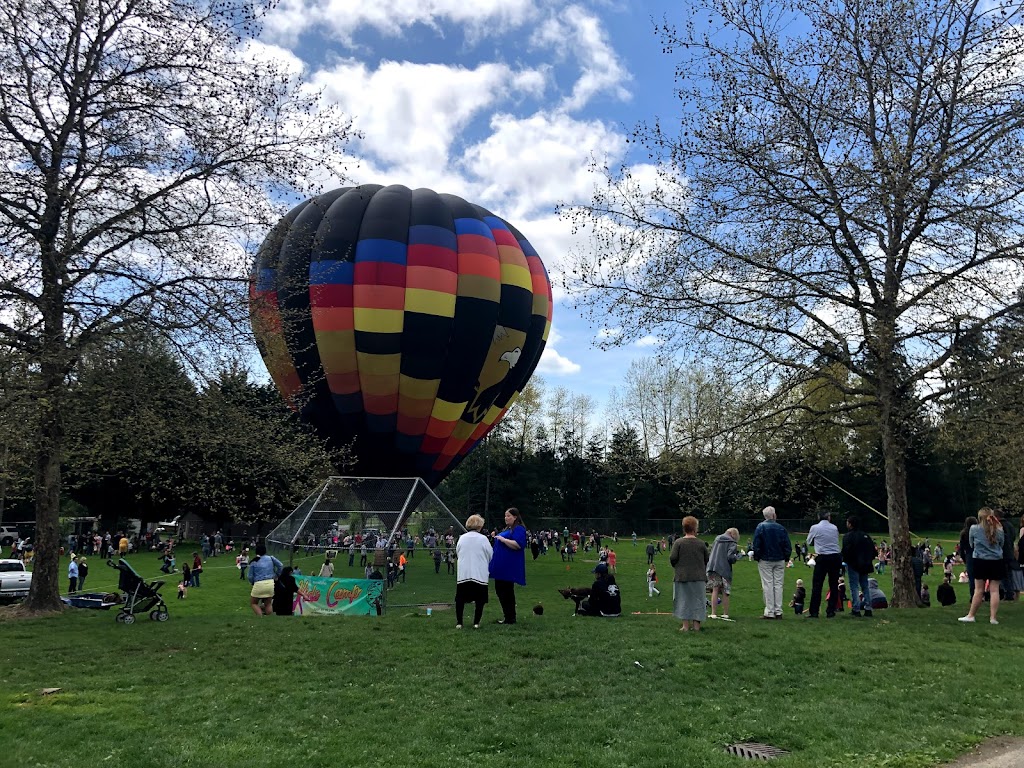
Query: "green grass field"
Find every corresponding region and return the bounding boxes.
[3,533,1022,768]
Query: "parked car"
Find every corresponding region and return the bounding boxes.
[0,526,19,547]
[0,558,31,600]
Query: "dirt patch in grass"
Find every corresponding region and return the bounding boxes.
[0,603,65,621]
[941,737,1024,767]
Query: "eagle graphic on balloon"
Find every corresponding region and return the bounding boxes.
[249,185,552,489]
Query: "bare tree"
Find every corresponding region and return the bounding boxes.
[545,385,570,455]
[501,378,546,461]
[567,0,1024,606]
[565,392,595,457]
[0,0,352,611]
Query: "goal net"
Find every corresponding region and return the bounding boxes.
[265,476,465,555]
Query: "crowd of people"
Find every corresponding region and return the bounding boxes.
[37,502,1024,632]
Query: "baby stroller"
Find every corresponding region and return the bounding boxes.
[107,558,169,624]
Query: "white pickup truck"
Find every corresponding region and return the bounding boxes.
[0,559,31,600]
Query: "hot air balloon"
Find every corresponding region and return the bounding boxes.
[249,185,553,488]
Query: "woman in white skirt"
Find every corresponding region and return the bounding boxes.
[669,516,709,632]
[455,514,493,628]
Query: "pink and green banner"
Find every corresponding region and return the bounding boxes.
[293,575,384,616]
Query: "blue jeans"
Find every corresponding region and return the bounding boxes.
[191,571,200,587]
[847,567,871,612]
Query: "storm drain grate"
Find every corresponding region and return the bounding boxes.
[725,743,791,761]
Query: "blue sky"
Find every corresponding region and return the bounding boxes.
[254,0,686,410]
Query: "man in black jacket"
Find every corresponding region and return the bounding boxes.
[841,515,878,618]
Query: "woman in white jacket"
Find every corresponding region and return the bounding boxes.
[455,514,493,629]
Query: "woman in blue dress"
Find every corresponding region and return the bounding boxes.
[489,507,527,624]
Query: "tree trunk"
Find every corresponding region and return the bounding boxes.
[878,384,920,608]
[26,238,66,613]
[25,361,65,612]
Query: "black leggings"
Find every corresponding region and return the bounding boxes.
[455,599,486,626]
[494,579,517,623]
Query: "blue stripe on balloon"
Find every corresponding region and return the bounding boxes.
[453,217,492,238]
[331,392,363,415]
[409,224,457,250]
[309,259,354,285]
[395,432,422,455]
[415,452,437,476]
[483,216,511,233]
[355,238,407,264]
[518,238,539,258]
[255,267,277,292]
[366,413,396,433]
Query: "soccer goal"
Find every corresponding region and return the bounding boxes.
[265,476,466,558]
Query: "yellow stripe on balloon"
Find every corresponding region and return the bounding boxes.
[499,262,533,292]
[404,288,456,318]
[399,374,440,399]
[456,273,501,302]
[355,352,401,376]
[431,398,467,422]
[354,307,404,334]
[315,330,357,373]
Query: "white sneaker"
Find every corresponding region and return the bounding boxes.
[990,619,999,625]
[722,614,729,620]
[958,616,975,623]
[455,624,463,629]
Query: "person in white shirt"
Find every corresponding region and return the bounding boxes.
[455,514,493,629]
[805,510,842,618]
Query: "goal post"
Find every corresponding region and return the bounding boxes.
[265,477,466,562]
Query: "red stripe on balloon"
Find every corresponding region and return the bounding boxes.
[407,244,458,271]
[353,284,405,310]
[326,371,361,395]
[354,261,406,287]
[363,393,398,415]
[310,282,353,307]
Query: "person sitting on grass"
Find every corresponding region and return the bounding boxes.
[558,563,621,617]
[937,574,956,606]
[273,567,299,616]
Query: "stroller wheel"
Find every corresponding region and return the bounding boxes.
[150,607,169,622]
[122,613,136,625]
[115,612,126,623]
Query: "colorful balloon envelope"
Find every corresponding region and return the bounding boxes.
[249,185,553,488]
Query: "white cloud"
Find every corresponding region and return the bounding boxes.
[262,0,540,48]
[312,60,546,180]
[596,327,621,340]
[464,112,626,217]
[635,335,662,347]
[240,39,306,78]
[537,346,582,375]
[535,5,631,111]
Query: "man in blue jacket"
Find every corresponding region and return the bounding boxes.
[752,506,793,619]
